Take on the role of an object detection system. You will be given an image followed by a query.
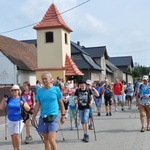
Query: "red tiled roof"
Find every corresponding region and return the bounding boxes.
[34,3,72,32]
[0,35,37,71]
[65,54,84,76]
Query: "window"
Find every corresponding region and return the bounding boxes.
[45,32,53,43]
[65,33,68,44]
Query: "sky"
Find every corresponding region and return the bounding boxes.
[1,0,150,67]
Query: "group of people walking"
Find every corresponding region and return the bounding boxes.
[1,72,150,150]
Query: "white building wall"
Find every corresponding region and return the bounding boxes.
[0,52,17,84]
[91,71,101,82]
[18,71,36,86]
[0,52,36,85]
[101,56,106,80]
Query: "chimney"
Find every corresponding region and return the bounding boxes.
[77,41,80,46]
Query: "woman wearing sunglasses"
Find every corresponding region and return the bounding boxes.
[0,84,30,150]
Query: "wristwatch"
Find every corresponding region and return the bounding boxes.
[61,114,65,116]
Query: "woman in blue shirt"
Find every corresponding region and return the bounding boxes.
[0,84,30,150]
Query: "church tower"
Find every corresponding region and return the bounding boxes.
[34,3,83,81]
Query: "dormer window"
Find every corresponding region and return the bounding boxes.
[45,32,53,43]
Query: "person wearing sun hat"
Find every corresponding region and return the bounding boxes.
[136,75,150,132]
[0,84,30,150]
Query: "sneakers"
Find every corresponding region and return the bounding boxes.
[70,126,73,130]
[75,122,78,128]
[25,135,33,144]
[114,108,118,112]
[147,127,150,131]
[140,127,145,132]
[82,134,89,142]
[97,112,101,116]
[122,107,125,112]
[88,124,93,130]
[106,112,112,116]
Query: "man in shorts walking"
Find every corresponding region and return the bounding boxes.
[113,77,124,111]
[31,71,65,150]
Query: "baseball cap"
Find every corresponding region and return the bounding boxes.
[78,80,86,84]
[142,75,149,80]
[11,85,20,90]
[86,79,92,85]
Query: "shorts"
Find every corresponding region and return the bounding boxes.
[126,95,133,101]
[94,97,102,108]
[7,119,24,135]
[122,93,126,102]
[138,104,150,118]
[38,117,59,133]
[63,101,69,110]
[105,99,112,106]
[114,95,122,101]
[79,109,89,124]
[69,109,76,121]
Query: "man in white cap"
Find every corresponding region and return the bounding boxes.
[136,75,150,132]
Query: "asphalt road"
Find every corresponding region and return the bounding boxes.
[0,101,150,150]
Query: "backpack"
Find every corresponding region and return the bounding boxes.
[21,90,34,106]
[7,97,30,123]
[104,84,112,98]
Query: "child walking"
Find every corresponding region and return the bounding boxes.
[68,89,77,130]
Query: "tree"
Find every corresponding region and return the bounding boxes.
[132,64,150,80]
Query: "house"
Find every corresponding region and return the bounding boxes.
[109,56,134,82]
[71,41,103,82]
[21,38,134,83]
[0,35,37,86]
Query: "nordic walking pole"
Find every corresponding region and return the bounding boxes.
[75,103,79,139]
[4,86,7,140]
[4,106,7,140]
[34,118,45,143]
[91,108,97,141]
[58,122,65,141]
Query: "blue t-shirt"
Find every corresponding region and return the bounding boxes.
[68,96,76,110]
[36,86,63,117]
[126,85,134,96]
[95,87,102,99]
[138,83,150,106]
[7,97,26,121]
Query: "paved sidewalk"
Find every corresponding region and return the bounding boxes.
[0,103,150,150]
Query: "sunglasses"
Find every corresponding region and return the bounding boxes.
[11,89,18,92]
